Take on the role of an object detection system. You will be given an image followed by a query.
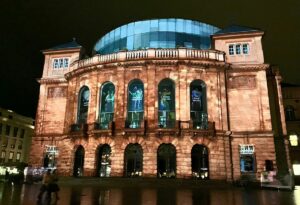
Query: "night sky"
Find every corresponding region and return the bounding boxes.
[1,0,300,118]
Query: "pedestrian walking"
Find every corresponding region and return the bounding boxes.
[48,169,60,201]
[37,169,51,201]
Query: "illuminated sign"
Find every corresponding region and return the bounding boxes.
[239,144,255,155]
[45,145,59,155]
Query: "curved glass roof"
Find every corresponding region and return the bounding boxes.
[94,19,220,54]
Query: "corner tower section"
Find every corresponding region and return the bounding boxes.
[212,26,278,181]
[30,39,83,168]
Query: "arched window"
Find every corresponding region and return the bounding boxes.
[190,80,207,129]
[191,144,209,179]
[157,143,176,178]
[158,79,175,128]
[96,144,111,177]
[126,79,144,128]
[124,143,143,177]
[73,145,85,177]
[99,82,115,129]
[285,105,296,121]
[77,86,90,124]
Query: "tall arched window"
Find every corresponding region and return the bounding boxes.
[126,79,144,128]
[124,143,143,177]
[73,145,85,177]
[285,105,296,121]
[191,144,209,179]
[158,79,175,128]
[99,82,115,129]
[96,144,111,177]
[77,86,90,124]
[157,143,176,178]
[190,80,207,129]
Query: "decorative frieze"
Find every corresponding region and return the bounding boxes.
[228,75,256,89]
[47,86,67,98]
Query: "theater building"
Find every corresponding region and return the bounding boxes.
[29,19,289,181]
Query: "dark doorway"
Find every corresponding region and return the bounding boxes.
[73,145,85,177]
[191,144,209,179]
[124,144,143,177]
[157,143,176,178]
[96,144,111,177]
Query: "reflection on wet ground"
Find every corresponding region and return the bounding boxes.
[0,181,300,205]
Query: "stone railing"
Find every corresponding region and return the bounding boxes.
[75,48,225,69]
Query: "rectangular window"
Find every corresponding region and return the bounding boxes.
[53,59,59,69]
[13,127,18,137]
[243,44,249,54]
[16,152,21,161]
[63,58,69,68]
[5,125,10,136]
[1,151,5,158]
[20,129,25,138]
[9,152,13,160]
[235,44,241,55]
[229,44,234,55]
[59,58,64,68]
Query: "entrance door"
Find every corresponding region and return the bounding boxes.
[191,144,209,179]
[157,144,176,178]
[124,144,143,177]
[73,145,85,177]
[96,144,111,177]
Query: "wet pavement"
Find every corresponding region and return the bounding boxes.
[0,178,300,205]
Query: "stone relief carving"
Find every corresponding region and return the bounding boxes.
[48,87,67,98]
[228,75,256,89]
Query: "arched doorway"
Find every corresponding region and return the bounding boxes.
[157,143,176,178]
[73,145,85,177]
[191,144,209,179]
[124,143,143,177]
[96,144,111,177]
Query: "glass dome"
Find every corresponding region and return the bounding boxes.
[94,19,220,54]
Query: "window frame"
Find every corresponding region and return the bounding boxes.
[52,57,70,69]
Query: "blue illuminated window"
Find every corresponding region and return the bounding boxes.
[99,82,115,129]
[77,86,90,124]
[126,79,144,128]
[190,80,207,129]
[158,79,175,128]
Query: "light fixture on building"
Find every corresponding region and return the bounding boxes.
[289,134,298,146]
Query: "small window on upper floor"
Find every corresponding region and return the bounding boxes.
[228,43,250,55]
[52,58,70,69]
[243,44,249,54]
[5,125,10,136]
[20,129,25,138]
[235,44,241,55]
[229,44,234,55]
[13,127,18,137]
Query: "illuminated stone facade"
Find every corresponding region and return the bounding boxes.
[29,19,288,181]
